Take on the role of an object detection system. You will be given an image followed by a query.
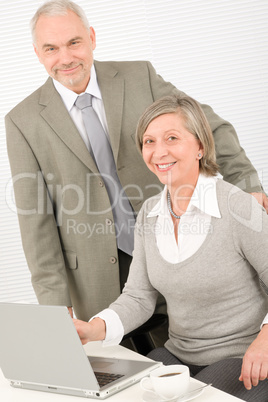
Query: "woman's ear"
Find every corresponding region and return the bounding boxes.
[197,142,204,159]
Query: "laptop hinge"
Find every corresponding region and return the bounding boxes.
[83,390,96,397]
[11,381,22,388]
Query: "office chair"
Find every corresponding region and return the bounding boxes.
[122,313,168,356]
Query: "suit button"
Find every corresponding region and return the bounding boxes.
[106,219,113,226]
[99,181,104,187]
[110,257,117,264]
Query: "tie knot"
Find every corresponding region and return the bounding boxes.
[75,93,92,110]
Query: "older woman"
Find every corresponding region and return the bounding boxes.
[74,95,268,401]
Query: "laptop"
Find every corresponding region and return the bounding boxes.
[0,303,161,399]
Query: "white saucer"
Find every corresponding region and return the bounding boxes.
[142,382,205,402]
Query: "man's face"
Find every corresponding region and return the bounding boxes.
[34,10,96,94]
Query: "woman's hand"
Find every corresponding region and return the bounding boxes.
[239,324,268,390]
[73,317,106,345]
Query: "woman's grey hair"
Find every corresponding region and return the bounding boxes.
[136,94,219,177]
[31,0,90,45]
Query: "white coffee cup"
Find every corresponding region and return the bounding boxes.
[140,364,190,400]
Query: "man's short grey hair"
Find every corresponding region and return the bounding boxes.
[31,0,90,45]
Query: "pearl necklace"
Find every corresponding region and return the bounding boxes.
[167,190,181,219]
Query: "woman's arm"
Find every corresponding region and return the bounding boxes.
[73,317,106,345]
[230,189,268,389]
[73,203,159,344]
[239,324,268,390]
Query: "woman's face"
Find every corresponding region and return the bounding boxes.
[142,113,203,192]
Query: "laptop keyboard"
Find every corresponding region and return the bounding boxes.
[95,372,124,387]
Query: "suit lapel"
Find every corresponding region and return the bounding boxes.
[39,78,99,174]
[39,63,124,170]
[94,61,124,163]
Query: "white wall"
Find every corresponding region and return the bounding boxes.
[0,0,267,302]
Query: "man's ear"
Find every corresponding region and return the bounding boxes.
[89,26,96,50]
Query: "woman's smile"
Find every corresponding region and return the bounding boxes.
[156,162,176,171]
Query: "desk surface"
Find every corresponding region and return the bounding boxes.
[0,341,243,401]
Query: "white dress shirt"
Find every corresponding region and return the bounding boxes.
[53,65,109,151]
[147,174,221,263]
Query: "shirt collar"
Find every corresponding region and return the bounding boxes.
[147,174,221,219]
[52,64,102,111]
